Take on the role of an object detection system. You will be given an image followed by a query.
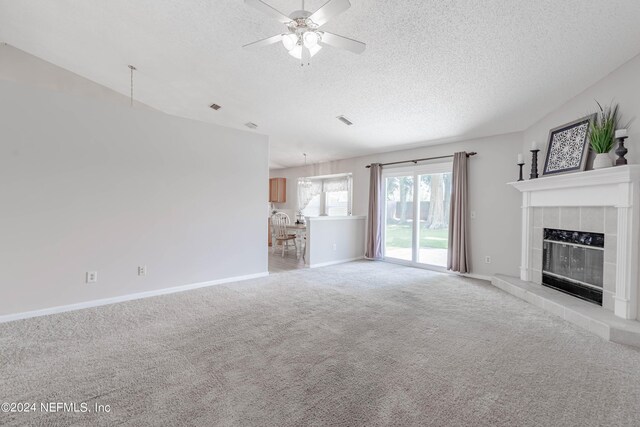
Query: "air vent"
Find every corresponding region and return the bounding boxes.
[245,122,258,129]
[337,115,354,126]
[209,103,222,110]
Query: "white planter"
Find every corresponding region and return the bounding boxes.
[593,153,613,169]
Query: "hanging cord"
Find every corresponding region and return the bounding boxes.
[128,65,136,107]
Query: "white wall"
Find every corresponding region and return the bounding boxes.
[524,53,640,167]
[0,79,268,316]
[271,133,523,278]
[306,217,366,267]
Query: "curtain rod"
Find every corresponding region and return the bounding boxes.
[365,152,477,168]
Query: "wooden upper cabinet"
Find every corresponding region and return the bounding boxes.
[269,178,286,203]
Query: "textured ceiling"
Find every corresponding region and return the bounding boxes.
[2,1,640,168]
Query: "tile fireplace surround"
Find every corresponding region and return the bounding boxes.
[509,165,640,321]
[493,165,640,346]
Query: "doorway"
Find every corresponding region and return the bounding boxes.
[383,163,453,269]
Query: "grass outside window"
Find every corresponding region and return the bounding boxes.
[385,224,449,249]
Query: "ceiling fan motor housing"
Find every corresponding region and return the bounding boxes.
[286,11,322,47]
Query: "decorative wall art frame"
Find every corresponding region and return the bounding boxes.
[542,114,596,176]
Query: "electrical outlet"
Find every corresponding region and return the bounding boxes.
[138,265,147,277]
[332,243,337,251]
[86,271,98,283]
[484,256,491,264]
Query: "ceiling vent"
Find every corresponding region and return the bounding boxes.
[209,103,222,110]
[244,122,258,129]
[337,115,354,126]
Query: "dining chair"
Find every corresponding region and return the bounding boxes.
[271,212,297,257]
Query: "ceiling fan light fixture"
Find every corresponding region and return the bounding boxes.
[303,31,320,48]
[309,44,322,57]
[288,44,321,59]
[243,0,366,62]
[281,33,298,51]
[288,45,302,59]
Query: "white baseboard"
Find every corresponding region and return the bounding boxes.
[460,272,493,282]
[0,271,269,324]
[309,256,364,269]
[382,259,492,282]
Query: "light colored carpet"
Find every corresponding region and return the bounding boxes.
[1,261,640,426]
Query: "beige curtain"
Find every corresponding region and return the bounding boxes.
[365,163,383,260]
[447,152,469,273]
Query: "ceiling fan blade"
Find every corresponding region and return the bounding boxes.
[242,34,283,49]
[320,32,366,54]
[245,0,291,23]
[309,0,351,27]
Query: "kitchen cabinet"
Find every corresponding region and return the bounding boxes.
[269,178,286,203]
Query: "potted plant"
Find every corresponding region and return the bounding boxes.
[590,102,619,169]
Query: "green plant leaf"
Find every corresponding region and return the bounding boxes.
[589,101,619,153]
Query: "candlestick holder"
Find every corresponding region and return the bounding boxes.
[517,162,525,181]
[615,136,629,166]
[530,149,540,179]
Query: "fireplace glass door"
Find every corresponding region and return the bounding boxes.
[542,228,604,305]
[543,242,603,287]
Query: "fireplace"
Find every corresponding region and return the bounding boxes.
[542,228,604,305]
[510,166,640,320]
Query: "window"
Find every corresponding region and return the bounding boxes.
[325,190,349,216]
[298,173,352,217]
[302,194,321,217]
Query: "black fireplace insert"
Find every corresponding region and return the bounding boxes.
[542,228,604,305]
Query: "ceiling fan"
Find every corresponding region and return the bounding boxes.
[243,0,366,65]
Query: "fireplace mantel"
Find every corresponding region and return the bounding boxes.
[509,165,640,206]
[509,165,640,320]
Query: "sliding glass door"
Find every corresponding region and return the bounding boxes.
[384,164,452,269]
[384,174,414,261]
[416,170,452,266]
